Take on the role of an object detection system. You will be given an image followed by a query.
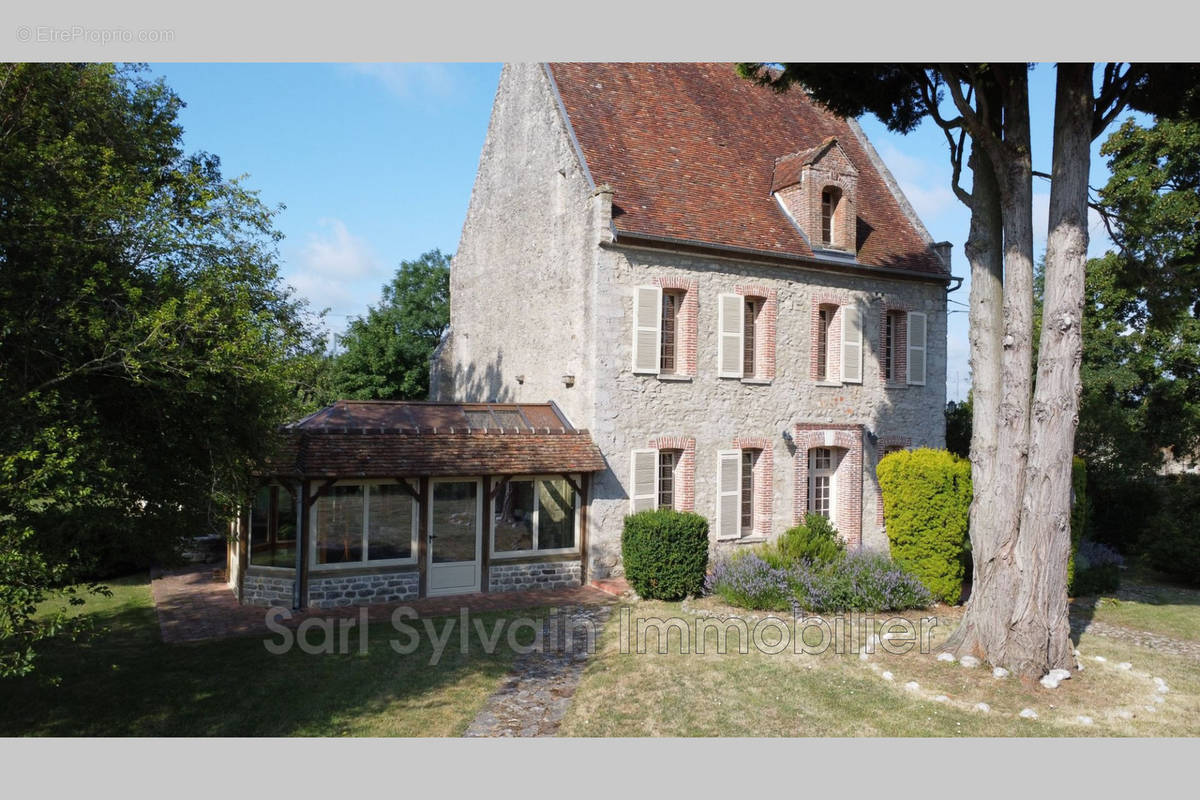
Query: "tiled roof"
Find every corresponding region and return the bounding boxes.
[547,62,947,278]
[262,401,607,478]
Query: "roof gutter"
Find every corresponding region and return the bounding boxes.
[604,231,960,286]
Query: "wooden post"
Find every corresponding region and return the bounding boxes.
[481,476,492,593]
[579,473,589,586]
[296,478,311,610]
[417,477,429,598]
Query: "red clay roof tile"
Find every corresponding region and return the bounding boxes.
[547,62,946,277]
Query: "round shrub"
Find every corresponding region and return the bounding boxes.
[621,509,709,600]
[877,448,971,604]
[776,513,845,565]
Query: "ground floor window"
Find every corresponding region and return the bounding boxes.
[658,450,678,509]
[740,449,759,536]
[313,481,418,567]
[250,484,297,567]
[493,476,578,555]
[808,448,838,523]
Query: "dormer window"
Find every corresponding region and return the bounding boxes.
[821,187,840,246]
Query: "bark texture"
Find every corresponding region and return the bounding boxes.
[1008,64,1093,675]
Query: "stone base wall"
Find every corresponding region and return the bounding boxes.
[307,570,420,609]
[242,572,295,607]
[489,560,582,593]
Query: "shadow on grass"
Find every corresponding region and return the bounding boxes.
[1,579,538,737]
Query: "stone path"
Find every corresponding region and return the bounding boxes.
[1070,615,1200,661]
[463,604,613,737]
[151,564,615,644]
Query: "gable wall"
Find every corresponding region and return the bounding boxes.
[432,64,598,430]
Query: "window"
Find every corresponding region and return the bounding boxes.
[717,448,762,539]
[249,484,297,568]
[743,298,758,377]
[312,481,417,567]
[658,450,677,509]
[907,312,927,386]
[632,285,663,374]
[816,306,833,381]
[882,311,896,382]
[660,291,679,374]
[740,450,758,536]
[809,448,838,523]
[493,476,578,555]
[821,187,841,246]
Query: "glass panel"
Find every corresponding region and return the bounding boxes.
[741,450,757,535]
[660,292,677,373]
[264,486,297,567]
[494,480,535,552]
[368,484,414,561]
[537,478,575,551]
[316,485,364,565]
[743,300,756,377]
[464,410,495,429]
[432,481,477,564]
[490,410,528,430]
[657,451,676,509]
[249,486,273,566]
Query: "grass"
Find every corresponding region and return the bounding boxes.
[1080,577,1200,642]
[560,586,1200,737]
[0,574,534,736]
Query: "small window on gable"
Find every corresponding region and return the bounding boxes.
[821,187,841,247]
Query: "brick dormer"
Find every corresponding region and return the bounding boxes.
[772,137,859,254]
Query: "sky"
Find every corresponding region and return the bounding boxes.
[148,63,1140,402]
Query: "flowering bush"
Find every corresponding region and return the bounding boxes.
[706,549,933,613]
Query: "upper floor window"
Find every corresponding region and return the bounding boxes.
[743,298,759,377]
[633,284,696,377]
[816,305,834,381]
[882,311,897,382]
[660,291,681,374]
[907,312,927,386]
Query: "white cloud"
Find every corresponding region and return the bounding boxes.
[343,63,454,97]
[297,218,380,280]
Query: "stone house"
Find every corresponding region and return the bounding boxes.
[432,63,956,581]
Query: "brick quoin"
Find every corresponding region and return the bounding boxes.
[653,277,698,377]
[733,436,773,537]
[649,435,696,512]
[736,285,777,380]
[792,423,864,548]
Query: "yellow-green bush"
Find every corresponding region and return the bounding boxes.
[877,448,972,604]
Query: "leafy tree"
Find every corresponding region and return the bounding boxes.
[326,249,451,401]
[736,62,1199,676]
[944,397,972,459]
[0,64,325,676]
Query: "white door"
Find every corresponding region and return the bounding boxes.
[427,478,482,596]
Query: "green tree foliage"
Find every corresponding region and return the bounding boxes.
[944,397,972,459]
[877,449,972,604]
[326,250,451,401]
[1077,117,1200,478]
[0,64,325,676]
[621,509,709,600]
[769,514,845,566]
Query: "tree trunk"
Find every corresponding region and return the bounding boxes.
[1008,63,1093,676]
[945,69,1037,668]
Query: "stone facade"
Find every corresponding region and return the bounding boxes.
[241,570,295,607]
[489,560,582,592]
[307,570,420,609]
[434,63,949,578]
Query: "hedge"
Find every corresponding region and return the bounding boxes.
[877,448,971,604]
[621,509,709,600]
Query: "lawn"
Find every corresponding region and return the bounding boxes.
[0,574,532,736]
[560,583,1200,737]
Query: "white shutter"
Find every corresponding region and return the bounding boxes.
[840,305,863,384]
[716,450,742,539]
[907,312,927,386]
[717,293,744,378]
[632,286,662,374]
[630,449,658,513]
